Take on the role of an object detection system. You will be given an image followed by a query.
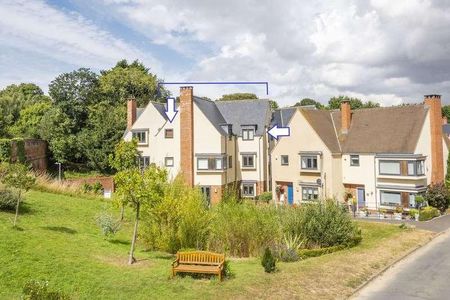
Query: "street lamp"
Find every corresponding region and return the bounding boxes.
[55,162,62,182]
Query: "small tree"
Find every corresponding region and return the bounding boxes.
[261,248,276,273]
[114,165,167,264]
[0,163,35,227]
[109,140,139,220]
[424,183,450,213]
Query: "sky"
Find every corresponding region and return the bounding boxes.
[1,0,450,107]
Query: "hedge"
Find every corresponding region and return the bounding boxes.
[419,206,440,221]
[0,138,26,163]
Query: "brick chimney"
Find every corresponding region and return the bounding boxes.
[424,94,444,184]
[127,97,137,130]
[340,100,351,134]
[180,86,194,187]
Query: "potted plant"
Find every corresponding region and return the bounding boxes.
[378,208,387,219]
[394,206,403,220]
[409,208,419,221]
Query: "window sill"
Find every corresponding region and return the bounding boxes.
[196,169,226,173]
[137,143,148,147]
[300,169,320,173]
[377,174,427,180]
[242,167,257,170]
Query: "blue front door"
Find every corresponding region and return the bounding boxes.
[357,188,365,208]
[287,184,294,205]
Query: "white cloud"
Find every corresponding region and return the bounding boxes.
[0,0,162,90]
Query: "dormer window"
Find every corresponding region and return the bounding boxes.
[132,130,148,145]
[242,129,255,141]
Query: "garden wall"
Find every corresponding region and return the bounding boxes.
[10,139,47,172]
[65,176,114,192]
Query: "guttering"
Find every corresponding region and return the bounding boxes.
[375,153,426,159]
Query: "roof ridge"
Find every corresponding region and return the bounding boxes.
[216,99,270,103]
[352,103,426,112]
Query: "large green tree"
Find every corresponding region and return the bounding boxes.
[294,98,324,109]
[0,83,50,137]
[49,68,100,130]
[327,96,380,110]
[218,92,279,110]
[442,105,450,123]
[9,101,52,138]
[78,104,126,172]
[99,59,167,107]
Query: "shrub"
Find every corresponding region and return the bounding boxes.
[261,248,276,273]
[293,201,361,248]
[0,188,20,211]
[277,233,304,262]
[419,206,440,221]
[92,182,104,195]
[222,260,234,279]
[208,201,281,257]
[140,176,210,253]
[409,209,419,219]
[257,192,272,203]
[424,183,450,213]
[96,211,121,237]
[22,280,68,300]
[82,183,92,193]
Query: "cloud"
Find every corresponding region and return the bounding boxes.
[101,0,450,106]
[0,0,162,90]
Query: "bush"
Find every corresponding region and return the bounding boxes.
[261,248,276,273]
[277,233,304,262]
[409,209,419,219]
[92,182,104,195]
[419,206,440,221]
[96,211,121,237]
[292,201,361,248]
[222,260,234,279]
[22,280,68,300]
[140,176,210,253]
[208,201,281,257]
[424,183,450,213]
[257,192,272,203]
[0,188,20,211]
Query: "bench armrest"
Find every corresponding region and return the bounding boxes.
[172,258,179,267]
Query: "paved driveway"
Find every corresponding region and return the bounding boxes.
[354,227,450,299]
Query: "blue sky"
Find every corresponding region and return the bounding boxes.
[1,0,450,106]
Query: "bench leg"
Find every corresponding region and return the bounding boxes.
[172,269,176,278]
[218,272,222,281]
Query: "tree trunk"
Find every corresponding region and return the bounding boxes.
[13,191,21,227]
[128,202,140,265]
[120,204,125,221]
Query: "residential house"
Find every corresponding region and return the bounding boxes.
[272,95,449,211]
[123,86,272,204]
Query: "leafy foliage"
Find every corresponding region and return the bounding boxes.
[109,140,139,172]
[327,96,380,110]
[8,101,52,138]
[261,248,276,273]
[294,98,324,109]
[218,93,258,101]
[96,211,121,238]
[419,206,440,221]
[424,183,450,213]
[22,279,68,300]
[0,188,20,211]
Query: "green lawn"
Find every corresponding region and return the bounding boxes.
[0,191,434,299]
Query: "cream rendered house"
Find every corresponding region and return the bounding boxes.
[124,86,272,204]
[272,95,449,211]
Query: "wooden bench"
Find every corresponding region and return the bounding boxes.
[172,251,225,281]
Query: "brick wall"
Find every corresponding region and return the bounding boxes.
[65,176,114,191]
[11,139,47,171]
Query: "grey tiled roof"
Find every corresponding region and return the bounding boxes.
[272,107,296,127]
[215,99,272,136]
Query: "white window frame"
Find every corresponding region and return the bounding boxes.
[132,130,148,145]
[380,191,401,206]
[302,187,319,201]
[215,158,223,170]
[197,158,209,170]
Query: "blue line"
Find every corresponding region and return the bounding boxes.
[158,81,269,95]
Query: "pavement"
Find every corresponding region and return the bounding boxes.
[356,214,450,233]
[353,215,450,300]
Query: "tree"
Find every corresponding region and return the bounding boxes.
[0,83,50,137]
[8,101,52,138]
[363,101,380,109]
[49,68,100,130]
[442,105,450,122]
[114,165,167,264]
[294,98,324,109]
[99,59,167,107]
[78,104,126,172]
[0,163,36,227]
[327,96,380,110]
[424,183,450,213]
[218,93,258,101]
[269,100,279,110]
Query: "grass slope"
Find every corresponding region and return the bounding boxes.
[0,191,434,299]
